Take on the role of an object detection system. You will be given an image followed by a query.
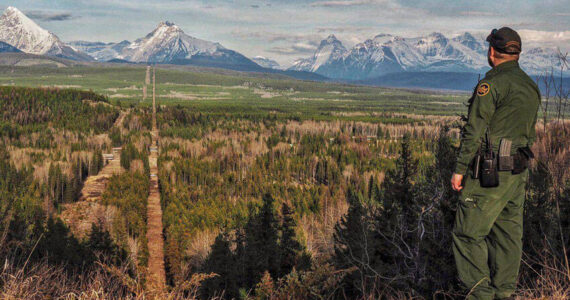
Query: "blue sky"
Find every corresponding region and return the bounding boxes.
[1,0,569,66]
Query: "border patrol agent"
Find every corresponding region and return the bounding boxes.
[450,27,540,299]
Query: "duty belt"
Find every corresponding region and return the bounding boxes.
[472,140,533,179]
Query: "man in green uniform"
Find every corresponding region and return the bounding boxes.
[450,27,541,299]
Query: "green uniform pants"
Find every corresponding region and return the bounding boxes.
[452,169,528,299]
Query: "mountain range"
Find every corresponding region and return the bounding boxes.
[0,7,323,80]
[289,33,569,80]
[67,40,131,62]
[0,6,567,90]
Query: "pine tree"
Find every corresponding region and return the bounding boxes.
[381,133,417,221]
[315,159,328,185]
[85,223,127,266]
[90,149,103,175]
[35,217,91,271]
[234,228,247,290]
[411,126,458,294]
[366,128,458,295]
[279,203,305,277]
[64,159,82,203]
[432,127,459,245]
[367,175,375,200]
[244,193,280,288]
[376,125,383,139]
[201,232,238,299]
[333,187,378,297]
[375,133,418,274]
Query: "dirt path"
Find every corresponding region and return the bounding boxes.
[77,154,122,202]
[113,109,127,128]
[146,67,167,294]
[59,154,123,237]
[146,130,166,293]
[59,112,126,238]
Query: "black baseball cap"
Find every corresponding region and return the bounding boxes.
[486,27,522,54]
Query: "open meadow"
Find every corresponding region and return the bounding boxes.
[0,64,469,117]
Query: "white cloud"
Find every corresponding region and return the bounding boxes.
[26,10,77,22]
[267,42,319,55]
[518,30,570,48]
[231,31,323,44]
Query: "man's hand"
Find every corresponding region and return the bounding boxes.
[451,173,464,192]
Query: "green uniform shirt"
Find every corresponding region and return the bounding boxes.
[455,60,541,175]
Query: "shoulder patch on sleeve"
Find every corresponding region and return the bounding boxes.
[477,82,490,96]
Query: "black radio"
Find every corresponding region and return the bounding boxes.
[480,151,499,187]
[479,132,499,188]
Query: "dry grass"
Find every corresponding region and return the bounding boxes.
[517,121,570,300]
[59,202,118,239]
[0,259,141,300]
[517,251,570,300]
[532,121,570,190]
[184,229,219,271]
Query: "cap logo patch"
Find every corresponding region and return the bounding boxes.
[477,83,490,96]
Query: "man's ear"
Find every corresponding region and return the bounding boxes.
[488,47,496,66]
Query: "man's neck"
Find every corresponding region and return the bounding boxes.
[487,60,518,75]
[493,59,517,68]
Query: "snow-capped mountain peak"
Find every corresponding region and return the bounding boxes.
[119,21,224,63]
[289,31,568,80]
[415,32,450,57]
[372,34,393,45]
[0,6,92,61]
[452,32,485,51]
[252,56,281,69]
[144,21,183,40]
[159,21,176,28]
[323,34,340,44]
[316,34,345,55]
[290,33,346,72]
[313,34,346,70]
[115,21,260,71]
[0,6,57,54]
